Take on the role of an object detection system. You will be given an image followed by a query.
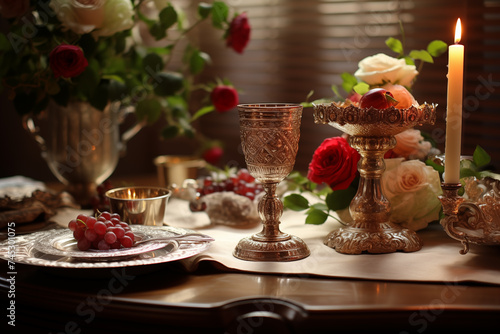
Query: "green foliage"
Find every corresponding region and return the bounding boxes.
[283,172,357,225]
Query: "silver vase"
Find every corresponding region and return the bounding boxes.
[23,100,143,205]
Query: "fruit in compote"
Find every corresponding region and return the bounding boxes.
[359,88,399,109]
[68,211,135,251]
[382,84,418,109]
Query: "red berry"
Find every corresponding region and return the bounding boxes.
[68,219,78,231]
[86,216,97,229]
[99,212,112,220]
[97,239,110,250]
[104,231,117,244]
[359,88,399,109]
[84,228,98,242]
[94,221,107,235]
[73,228,85,241]
[77,238,91,251]
[113,227,125,239]
[120,236,133,248]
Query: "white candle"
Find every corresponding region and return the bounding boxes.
[444,19,464,184]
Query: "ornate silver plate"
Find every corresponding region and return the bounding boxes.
[0,226,212,269]
[33,229,171,260]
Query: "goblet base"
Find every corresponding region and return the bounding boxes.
[324,221,423,254]
[233,233,310,261]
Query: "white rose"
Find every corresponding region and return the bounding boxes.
[50,0,134,37]
[382,158,442,231]
[50,0,105,35]
[354,53,418,87]
[93,0,135,37]
[393,129,432,160]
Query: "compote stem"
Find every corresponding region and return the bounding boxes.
[349,136,394,225]
[253,183,290,242]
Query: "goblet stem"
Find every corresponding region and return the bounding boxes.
[253,183,290,242]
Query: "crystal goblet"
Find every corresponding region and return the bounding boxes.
[234,104,310,261]
[313,102,436,254]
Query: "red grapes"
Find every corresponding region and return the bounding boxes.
[69,211,135,251]
[190,168,263,212]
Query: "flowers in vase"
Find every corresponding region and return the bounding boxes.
[0,1,250,144]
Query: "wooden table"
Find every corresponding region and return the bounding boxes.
[2,175,500,333]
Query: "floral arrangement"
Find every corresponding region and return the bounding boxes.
[284,34,456,231]
[0,0,250,160]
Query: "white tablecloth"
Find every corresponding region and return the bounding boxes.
[49,198,500,285]
[166,199,500,285]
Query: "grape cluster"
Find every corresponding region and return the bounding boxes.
[190,169,263,212]
[90,180,112,214]
[68,212,135,251]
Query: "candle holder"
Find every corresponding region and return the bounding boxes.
[439,177,500,254]
[313,102,436,254]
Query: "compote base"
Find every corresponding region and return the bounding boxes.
[325,221,423,254]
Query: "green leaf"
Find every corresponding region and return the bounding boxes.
[190,105,214,122]
[425,159,444,174]
[153,72,184,97]
[159,5,178,30]
[211,1,229,29]
[143,53,164,73]
[162,125,180,139]
[310,203,328,211]
[283,194,310,211]
[136,98,163,124]
[353,82,370,95]
[150,22,167,40]
[427,40,448,57]
[189,50,210,75]
[460,167,479,179]
[305,209,328,225]
[198,2,212,18]
[385,37,403,55]
[403,56,415,66]
[325,186,357,211]
[340,72,358,94]
[473,145,491,168]
[409,50,434,63]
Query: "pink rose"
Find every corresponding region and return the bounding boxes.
[307,137,360,191]
[49,44,89,78]
[0,0,30,18]
[390,129,431,160]
[226,12,251,54]
[211,85,239,112]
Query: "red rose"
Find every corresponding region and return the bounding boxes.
[202,146,223,165]
[49,44,89,79]
[0,0,29,18]
[211,85,239,112]
[226,12,250,54]
[307,137,360,191]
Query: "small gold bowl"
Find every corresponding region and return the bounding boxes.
[105,187,171,226]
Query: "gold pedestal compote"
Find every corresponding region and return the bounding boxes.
[234,104,310,261]
[313,102,436,254]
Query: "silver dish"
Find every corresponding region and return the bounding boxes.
[0,226,212,269]
[33,228,173,260]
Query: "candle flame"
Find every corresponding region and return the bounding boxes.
[127,188,136,199]
[454,18,462,44]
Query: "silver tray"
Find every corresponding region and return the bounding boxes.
[0,225,212,269]
[33,229,172,260]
